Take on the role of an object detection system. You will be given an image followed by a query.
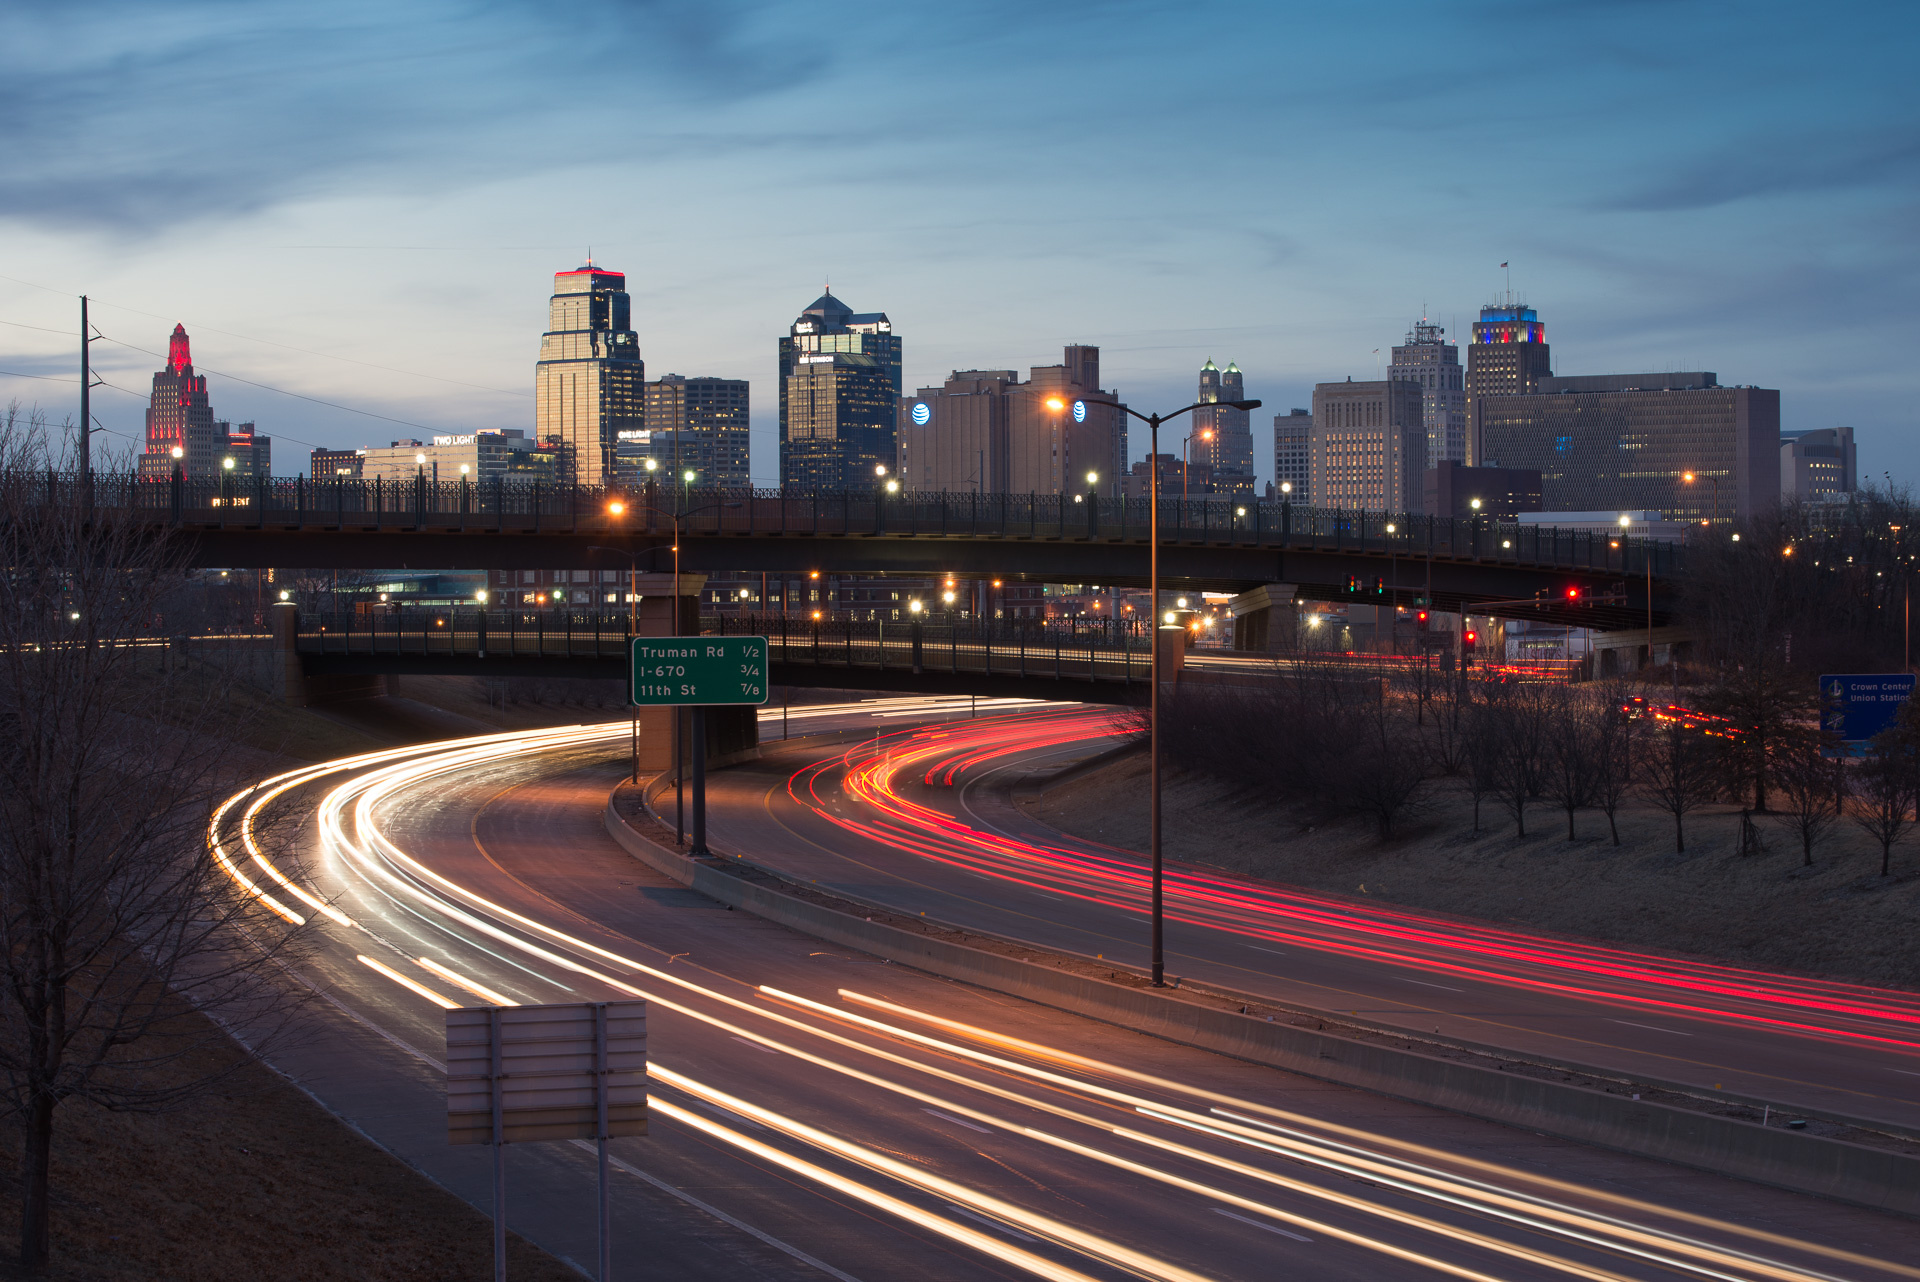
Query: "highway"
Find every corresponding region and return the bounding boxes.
[698,704,1920,1137]
[215,700,1918,1281]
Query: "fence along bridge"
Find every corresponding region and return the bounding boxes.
[37,470,1681,624]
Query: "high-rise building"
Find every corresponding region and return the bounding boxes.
[895,345,1126,496]
[1122,453,1214,499]
[1272,409,1311,499]
[779,290,901,489]
[534,264,644,487]
[1781,427,1856,500]
[137,325,271,479]
[1390,321,1466,466]
[1192,360,1255,496]
[1422,460,1542,520]
[635,375,751,487]
[310,448,364,480]
[1308,378,1426,511]
[1474,372,1780,522]
[1465,300,1552,462]
[139,325,219,478]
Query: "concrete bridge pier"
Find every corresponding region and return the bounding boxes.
[1228,584,1298,652]
[270,602,391,707]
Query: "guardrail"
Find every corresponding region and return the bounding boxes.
[13,469,1683,579]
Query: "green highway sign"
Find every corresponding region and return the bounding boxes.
[629,636,769,706]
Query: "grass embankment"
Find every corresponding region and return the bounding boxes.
[1023,754,1920,990]
[0,1007,576,1282]
[0,674,603,1280]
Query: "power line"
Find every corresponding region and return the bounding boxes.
[0,272,532,399]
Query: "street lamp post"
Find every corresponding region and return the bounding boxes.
[600,497,740,841]
[1113,396,1261,986]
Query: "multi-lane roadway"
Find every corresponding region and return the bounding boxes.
[217,699,1920,1281]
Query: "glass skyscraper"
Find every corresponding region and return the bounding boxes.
[636,375,752,488]
[535,264,644,486]
[779,291,900,490]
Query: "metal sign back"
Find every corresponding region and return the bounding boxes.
[629,635,769,706]
[447,1000,647,1145]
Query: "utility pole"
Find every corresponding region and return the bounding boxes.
[78,296,101,501]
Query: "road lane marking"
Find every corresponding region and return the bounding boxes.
[732,1035,785,1055]
[1212,1208,1312,1242]
[1610,1020,1692,1036]
[356,954,461,1009]
[1243,945,1287,955]
[945,1205,1041,1242]
[923,1108,993,1134]
[1401,979,1465,993]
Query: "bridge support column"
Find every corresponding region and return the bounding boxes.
[1227,584,1298,653]
[272,602,392,708]
[1154,624,1188,685]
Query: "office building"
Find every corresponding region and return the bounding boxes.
[1781,427,1856,500]
[1465,300,1552,462]
[1518,510,1692,543]
[634,375,751,487]
[356,430,566,484]
[534,263,644,486]
[1191,360,1255,495]
[1309,378,1426,511]
[1391,320,1466,466]
[310,448,364,480]
[1423,460,1542,521]
[896,345,1126,496]
[1272,408,1311,499]
[779,290,901,489]
[1473,373,1780,522]
[137,325,272,480]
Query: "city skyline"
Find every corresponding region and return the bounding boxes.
[0,3,1910,493]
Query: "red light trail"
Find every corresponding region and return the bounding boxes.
[785,710,1920,1057]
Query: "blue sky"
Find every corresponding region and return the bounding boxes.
[1,0,1913,489]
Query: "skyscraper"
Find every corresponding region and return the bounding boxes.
[1390,321,1466,466]
[1465,300,1551,463]
[895,345,1126,496]
[1781,427,1856,500]
[1272,409,1311,499]
[137,325,270,479]
[640,375,752,487]
[1309,378,1426,511]
[534,264,644,487]
[779,290,901,490]
[1191,360,1255,496]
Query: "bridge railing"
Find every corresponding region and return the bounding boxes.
[17,469,1683,578]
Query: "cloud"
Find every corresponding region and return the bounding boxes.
[1599,129,1920,212]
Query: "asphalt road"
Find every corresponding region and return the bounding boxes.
[218,699,1920,1281]
[695,703,1920,1137]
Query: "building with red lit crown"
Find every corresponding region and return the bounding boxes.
[137,325,270,479]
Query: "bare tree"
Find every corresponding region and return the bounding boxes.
[1770,734,1842,867]
[1489,686,1549,838]
[1463,695,1504,834]
[1850,734,1915,878]
[1635,716,1723,854]
[1347,693,1429,839]
[1589,686,1636,846]
[0,418,306,1271]
[1425,669,1472,777]
[1544,688,1600,840]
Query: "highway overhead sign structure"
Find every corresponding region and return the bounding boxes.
[630,635,769,705]
[1820,673,1915,748]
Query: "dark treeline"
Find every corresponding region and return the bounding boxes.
[1157,488,1920,873]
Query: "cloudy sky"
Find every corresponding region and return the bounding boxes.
[1,0,1912,489]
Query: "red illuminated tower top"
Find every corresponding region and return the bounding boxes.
[167,324,192,375]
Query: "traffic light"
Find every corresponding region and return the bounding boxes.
[1346,574,1361,594]
[1373,577,1385,596]
[1416,610,1429,630]
[1463,629,1477,650]
[1565,586,1581,603]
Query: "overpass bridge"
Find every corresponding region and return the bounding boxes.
[38,471,1683,627]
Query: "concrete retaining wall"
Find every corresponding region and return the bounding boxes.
[604,799,1920,1217]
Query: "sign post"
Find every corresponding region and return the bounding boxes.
[448,1001,648,1282]
[630,637,769,856]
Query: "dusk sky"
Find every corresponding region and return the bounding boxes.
[1,0,1912,490]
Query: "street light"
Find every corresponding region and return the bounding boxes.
[1112,392,1261,985]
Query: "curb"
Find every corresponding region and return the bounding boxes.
[604,789,1920,1218]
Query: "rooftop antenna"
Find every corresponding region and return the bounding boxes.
[586,246,593,267]
[1501,260,1511,305]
